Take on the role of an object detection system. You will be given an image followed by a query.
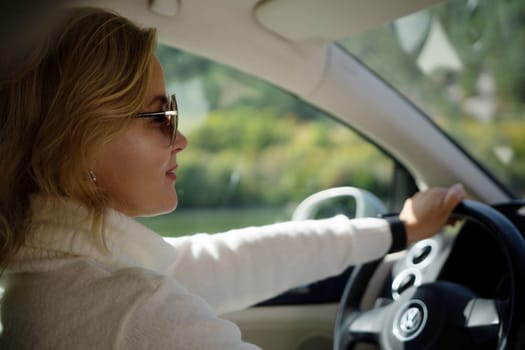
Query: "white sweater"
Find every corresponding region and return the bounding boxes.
[0,196,393,349]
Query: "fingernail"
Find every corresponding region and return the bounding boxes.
[451,183,465,196]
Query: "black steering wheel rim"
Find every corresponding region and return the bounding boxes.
[334,200,525,350]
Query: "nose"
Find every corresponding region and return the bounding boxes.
[171,130,188,152]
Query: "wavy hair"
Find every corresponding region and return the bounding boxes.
[0,7,157,268]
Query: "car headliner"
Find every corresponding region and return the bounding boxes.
[73,0,511,203]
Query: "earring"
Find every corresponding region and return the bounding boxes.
[89,170,97,183]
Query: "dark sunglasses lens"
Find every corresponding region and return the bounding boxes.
[170,95,178,145]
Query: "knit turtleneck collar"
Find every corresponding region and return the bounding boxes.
[9,195,178,274]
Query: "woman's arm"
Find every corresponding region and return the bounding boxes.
[164,184,465,314]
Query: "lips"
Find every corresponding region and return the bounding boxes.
[166,165,177,180]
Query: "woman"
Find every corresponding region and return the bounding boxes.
[0,7,466,349]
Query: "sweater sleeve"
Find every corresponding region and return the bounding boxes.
[163,216,392,314]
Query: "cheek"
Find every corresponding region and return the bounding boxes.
[93,132,170,204]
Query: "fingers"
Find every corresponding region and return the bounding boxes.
[401,183,467,244]
[443,183,467,209]
[442,183,467,226]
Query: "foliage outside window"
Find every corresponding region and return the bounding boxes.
[340,0,525,197]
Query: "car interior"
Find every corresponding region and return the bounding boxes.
[3,0,525,349]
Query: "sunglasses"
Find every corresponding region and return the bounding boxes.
[134,94,178,146]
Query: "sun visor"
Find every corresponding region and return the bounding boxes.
[149,0,179,16]
[255,0,445,41]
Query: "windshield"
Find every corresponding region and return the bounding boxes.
[340,0,525,198]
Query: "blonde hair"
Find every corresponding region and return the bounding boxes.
[0,7,157,268]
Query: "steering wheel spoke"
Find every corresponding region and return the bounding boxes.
[346,305,390,342]
[465,298,502,345]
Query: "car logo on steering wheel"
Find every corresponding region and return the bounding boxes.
[393,300,428,341]
[400,307,422,332]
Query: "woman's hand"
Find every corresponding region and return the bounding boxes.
[400,183,467,244]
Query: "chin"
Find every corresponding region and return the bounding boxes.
[155,195,179,215]
[134,194,178,218]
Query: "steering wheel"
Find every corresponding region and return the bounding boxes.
[333,200,525,350]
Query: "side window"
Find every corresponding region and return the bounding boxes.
[138,45,407,237]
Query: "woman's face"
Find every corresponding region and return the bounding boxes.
[91,56,188,217]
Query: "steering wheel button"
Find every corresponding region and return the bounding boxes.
[392,269,421,300]
[407,239,438,268]
[412,245,432,264]
[398,274,416,293]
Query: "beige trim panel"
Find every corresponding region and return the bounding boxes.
[223,303,338,350]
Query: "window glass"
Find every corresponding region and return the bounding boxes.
[340,0,525,197]
[138,46,397,236]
